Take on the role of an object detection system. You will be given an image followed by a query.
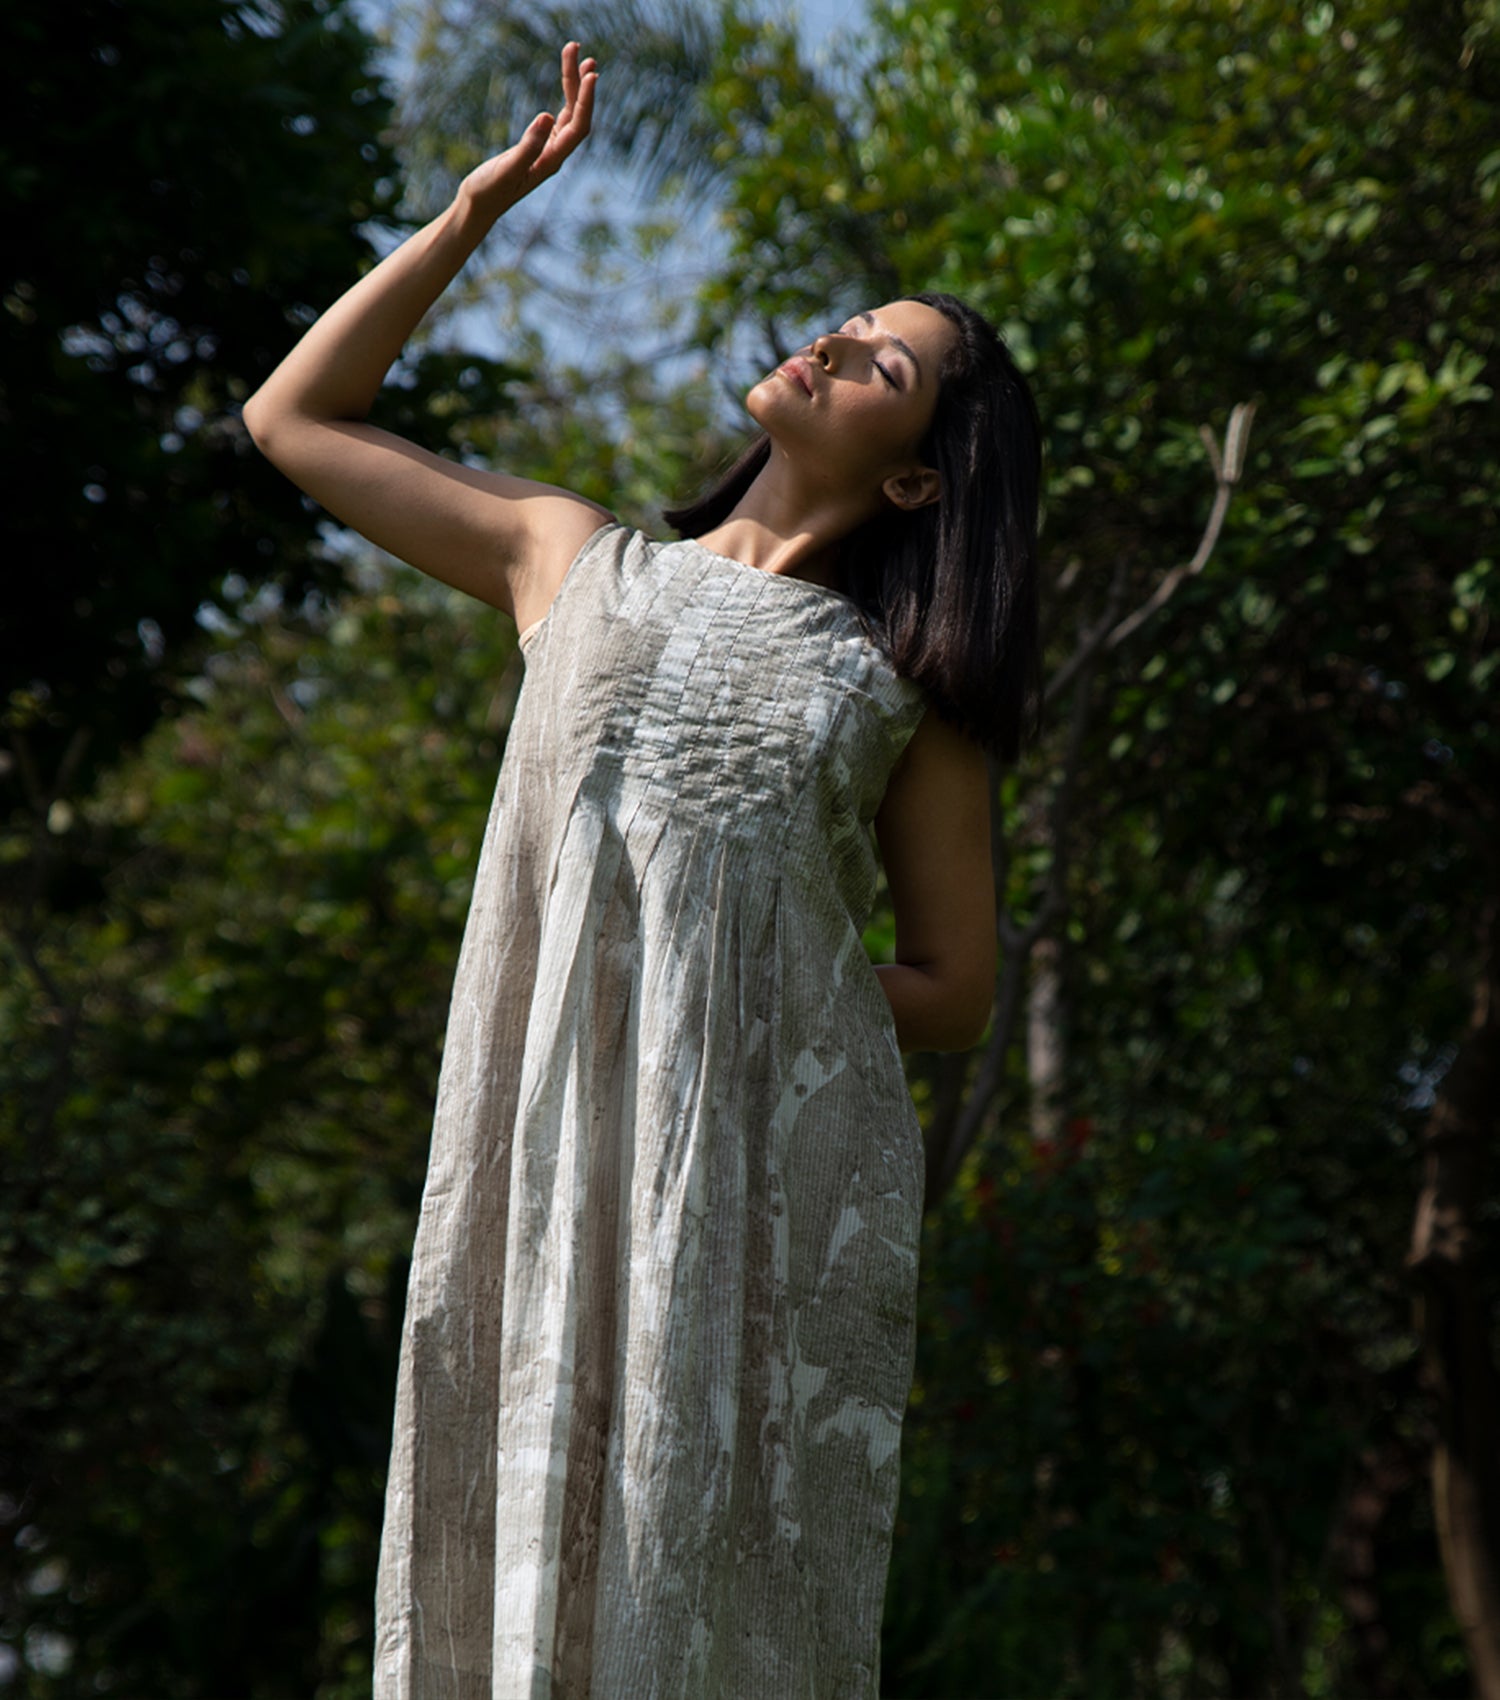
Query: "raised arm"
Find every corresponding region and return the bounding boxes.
[241,42,611,628]
[874,711,998,1052]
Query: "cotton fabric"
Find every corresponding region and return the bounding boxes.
[374,524,928,1699]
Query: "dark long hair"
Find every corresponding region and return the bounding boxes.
[663,293,1043,761]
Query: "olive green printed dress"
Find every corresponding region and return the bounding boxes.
[373,523,929,1700]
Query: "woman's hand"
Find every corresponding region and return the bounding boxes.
[457,42,599,223]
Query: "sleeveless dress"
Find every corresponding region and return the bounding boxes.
[373,524,928,1700]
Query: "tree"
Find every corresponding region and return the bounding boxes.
[2,0,395,1196]
[0,0,543,1209]
[0,565,523,1695]
[3,1,446,1689]
[1,0,403,816]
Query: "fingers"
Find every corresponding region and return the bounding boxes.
[573,63,597,138]
[549,41,597,151]
[562,42,596,115]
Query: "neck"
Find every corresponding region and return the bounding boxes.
[696,450,873,586]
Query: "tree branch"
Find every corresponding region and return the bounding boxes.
[1105,403,1255,651]
[1043,403,1255,703]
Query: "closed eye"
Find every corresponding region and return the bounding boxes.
[833,322,904,389]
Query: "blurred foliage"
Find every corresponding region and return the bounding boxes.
[2,573,519,1695]
[1,0,403,824]
[396,0,729,211]
[4,0,1499,1693]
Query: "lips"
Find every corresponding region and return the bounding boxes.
[777,356,814,396]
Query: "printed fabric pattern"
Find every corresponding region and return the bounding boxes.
[374,524,928,1699]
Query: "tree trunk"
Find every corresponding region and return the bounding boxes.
[1027,933,1065,1146]
[1329,1439,1419,1699]
[1407,901,1500,1700]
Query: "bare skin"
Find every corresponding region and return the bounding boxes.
[241,43,610,628]
[701,301,955,588]
[242,43,995,1052]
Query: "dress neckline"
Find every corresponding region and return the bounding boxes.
[517,525,859,656]
[682,538,858,610]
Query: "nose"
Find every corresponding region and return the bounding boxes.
[809,332,840,370]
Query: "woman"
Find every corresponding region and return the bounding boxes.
[245,43,1041,1699]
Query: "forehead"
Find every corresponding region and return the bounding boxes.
[850,300,957,364]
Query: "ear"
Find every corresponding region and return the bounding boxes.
[881,464,942,511]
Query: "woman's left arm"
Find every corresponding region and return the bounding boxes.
[873,710,997,1051]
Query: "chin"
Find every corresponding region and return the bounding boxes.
[744,382,805,445]
[743,378,776,424]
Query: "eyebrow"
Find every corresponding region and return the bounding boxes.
[853,311,923,386]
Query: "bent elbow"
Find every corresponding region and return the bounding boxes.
[941,959,996,1052]
[240,389,276,452]
[240,386,311,458]
[924,978,994,1053]
[946,996,993,1053]
[240,391,316,471]
[881,959,993,1052]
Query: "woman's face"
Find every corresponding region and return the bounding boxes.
[745,299,959,511]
